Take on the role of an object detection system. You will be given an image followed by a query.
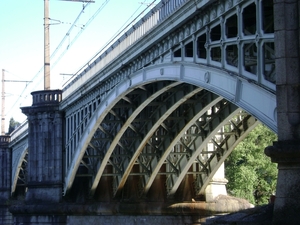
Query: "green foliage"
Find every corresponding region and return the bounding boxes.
[225,124,277,205]
[8,117,21,134]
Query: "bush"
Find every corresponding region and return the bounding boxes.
[225,124,277,205]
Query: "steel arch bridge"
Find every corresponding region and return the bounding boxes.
[10,0,275,203]
[66,78,261,200]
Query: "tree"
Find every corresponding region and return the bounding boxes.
[8,117,21,134]
[225,124,277,205]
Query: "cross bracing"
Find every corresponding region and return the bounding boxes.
[64,80,259,200]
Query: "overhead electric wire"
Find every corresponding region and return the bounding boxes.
[29,0,111,90]
[6,0,154,119]
[51,2,92,60]
[64,0,157,86]
[6,1,94,117]
[52,0,111,71]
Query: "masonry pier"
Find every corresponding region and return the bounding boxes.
[0,135,12,225]
[264,0,300,224]
[13,90,66,224]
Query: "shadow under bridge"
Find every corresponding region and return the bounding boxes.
[65,80,259,202]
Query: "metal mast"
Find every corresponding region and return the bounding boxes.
[1,69,5,135]
[44,0,94,90]
[44,0,50,90]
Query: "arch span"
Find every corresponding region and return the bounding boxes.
[11,146,28,196]
[64,62,276,198]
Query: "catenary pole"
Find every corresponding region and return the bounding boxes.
[1,69,5,135]
[44,0,50,90]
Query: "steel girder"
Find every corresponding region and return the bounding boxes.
[63,62,275,197]
[69,81,258,200]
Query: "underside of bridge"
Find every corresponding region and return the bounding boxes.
[9,82,257,225]
[66,81,258,205]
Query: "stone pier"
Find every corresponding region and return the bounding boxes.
[265,0,300,224]
[0,135,12,225]
[13,90,65,224]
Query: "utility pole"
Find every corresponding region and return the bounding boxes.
[1,69,32,135]
[43,0,95,90]
[1,69,5,135]
[44,0,50,90]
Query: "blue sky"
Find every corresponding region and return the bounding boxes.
[0,0,153,132]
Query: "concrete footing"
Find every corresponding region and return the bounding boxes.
[265,141,300,224]
[10,195,253,225]
[0,206,13,225]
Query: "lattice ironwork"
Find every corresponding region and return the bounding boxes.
[11,150,28,196]
[66,81,258,201]
[62,0,274,198]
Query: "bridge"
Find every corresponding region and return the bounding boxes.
[0,0,299,224]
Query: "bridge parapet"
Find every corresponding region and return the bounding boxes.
[10,121,28,144]
[31,89,62,106]
[0,135,10,145]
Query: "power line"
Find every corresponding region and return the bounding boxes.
[51,2,93,61]
[64,0,157,86]
[6,2,94,117]
[52,0,111,71]
[6,1,154,119]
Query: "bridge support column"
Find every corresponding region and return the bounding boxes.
[0,135,12,225]
[265,1,300,224]
[266,142,300,224]
[205,163,228,202]
[21,90,64,204]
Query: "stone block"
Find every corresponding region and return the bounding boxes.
[273,196,300,225]
[275,30,299,59]
[275,85,288,113]
[276,168,300,198]
[273,2,285,31]
[276,112,294,140]
[274,0,298,31]
[274,58,287,85]
[25,186,62,204]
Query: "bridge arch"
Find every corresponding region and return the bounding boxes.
[64,62,275,199]
[11,146,28,196]
[9,121,29,197]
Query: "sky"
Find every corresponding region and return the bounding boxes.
[0,0,154,133]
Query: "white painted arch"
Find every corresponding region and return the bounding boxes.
[64,61,277,195]
[11,145,28,195]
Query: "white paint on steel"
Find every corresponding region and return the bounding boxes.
[62,0,191,98]
[88,82,182,196]
[167,108,241,196]
[114,87,203,195]
[11,147,28,195]
[64,62,276,194]
[142,96,223,195]
[197,117,259,196]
